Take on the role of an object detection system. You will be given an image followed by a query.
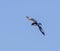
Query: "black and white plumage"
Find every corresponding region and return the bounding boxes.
[26,16,45,36]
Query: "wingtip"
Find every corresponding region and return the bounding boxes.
[42,32,45,36]
[41,31,45,36]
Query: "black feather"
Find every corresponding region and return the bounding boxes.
[37,24,45,36]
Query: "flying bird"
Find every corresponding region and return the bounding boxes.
[26,16,45,36]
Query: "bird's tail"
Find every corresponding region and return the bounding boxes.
[37,24,45,36]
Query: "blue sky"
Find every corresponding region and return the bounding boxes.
[0,0,60,51]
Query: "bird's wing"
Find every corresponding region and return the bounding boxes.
[37,24,45,36]
[26,16,37,23]
[38,23,42,25]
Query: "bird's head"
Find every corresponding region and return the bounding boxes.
[26,16,29,19]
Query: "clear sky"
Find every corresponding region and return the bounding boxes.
[0,0,60,51]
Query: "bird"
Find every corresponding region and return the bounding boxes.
[26,16,45,36]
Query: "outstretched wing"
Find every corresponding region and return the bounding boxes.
[26,16,37,23]
[37,24,45,36]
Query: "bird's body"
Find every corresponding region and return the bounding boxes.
[26,16,45,36]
